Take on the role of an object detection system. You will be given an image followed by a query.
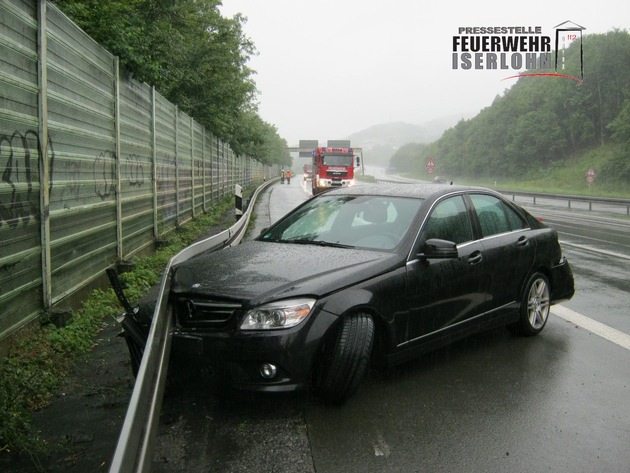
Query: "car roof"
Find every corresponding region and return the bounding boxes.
[324,182,496,200]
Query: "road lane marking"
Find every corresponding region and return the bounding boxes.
[373,431,391,457]
[552,305,630,351]
[559,239,630,259]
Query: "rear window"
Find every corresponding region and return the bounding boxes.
[469,194,525,237]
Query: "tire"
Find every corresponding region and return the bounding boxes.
[312,312,375,404]
[509,272,551,336]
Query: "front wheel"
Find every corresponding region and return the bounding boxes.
[509,272,551,336]
[312,312,374,404]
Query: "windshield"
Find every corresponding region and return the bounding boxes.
[259,194,423,250]
[322,155,354,167]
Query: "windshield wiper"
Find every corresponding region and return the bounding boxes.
[284,239,355,249]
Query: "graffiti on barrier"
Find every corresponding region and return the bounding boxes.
[124,153,146,187]
[0,130,50,228]
[93,150,116,200]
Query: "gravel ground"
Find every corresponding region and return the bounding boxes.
[1,318,134,472]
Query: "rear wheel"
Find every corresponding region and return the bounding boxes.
[312,312,374,404]
[509,272,551,336]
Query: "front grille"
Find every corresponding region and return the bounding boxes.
[174,296,242,329]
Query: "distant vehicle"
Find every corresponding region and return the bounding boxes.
[303,163,313,181]
[119,183,574,403]
[311,147,360,195]
[432,176,447,184]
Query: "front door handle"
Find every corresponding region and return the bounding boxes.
[468,251,483,265]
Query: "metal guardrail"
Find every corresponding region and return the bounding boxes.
[109,179,276,473]
[375,177,630,216]
[497,189,630,216]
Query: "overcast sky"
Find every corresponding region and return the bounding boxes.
[219,0,629,146]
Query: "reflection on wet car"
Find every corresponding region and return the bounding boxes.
[122,183,574,403]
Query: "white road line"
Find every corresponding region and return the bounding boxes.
[373,431,391,457]
[559,238,630,259]
[552,305,630,351]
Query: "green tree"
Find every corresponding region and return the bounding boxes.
[405,30,630,182]
[601,94,630,182]
[390,143,428,173]
[52,0,261,151]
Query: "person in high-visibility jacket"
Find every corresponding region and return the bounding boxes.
[286,170,291,184]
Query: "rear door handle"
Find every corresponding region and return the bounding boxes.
[517,236,529,247]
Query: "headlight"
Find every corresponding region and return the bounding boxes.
[239,298,316,330]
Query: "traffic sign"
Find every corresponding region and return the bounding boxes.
[585,165,596,184]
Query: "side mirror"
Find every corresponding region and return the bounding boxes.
[419,238,458,260]
[355,156,361,167]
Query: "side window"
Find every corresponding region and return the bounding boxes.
[469,194,511,237]
[423,196,473,245]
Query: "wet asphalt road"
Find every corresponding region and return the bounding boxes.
[153,176,630,473]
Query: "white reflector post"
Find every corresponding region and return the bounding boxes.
[235,184,243,221]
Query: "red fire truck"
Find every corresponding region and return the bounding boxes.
[311,147,360,195]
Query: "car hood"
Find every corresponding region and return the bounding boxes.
[171,240,403,306]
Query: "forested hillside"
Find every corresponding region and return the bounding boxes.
[391,30,630,188]
[347,116,468,167]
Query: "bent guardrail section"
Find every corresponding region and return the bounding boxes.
[109,179,275,473]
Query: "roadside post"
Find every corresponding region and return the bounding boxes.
[235,184,243,221]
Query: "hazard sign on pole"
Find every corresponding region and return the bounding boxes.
[425,157,436,175]
[585,165,596,184]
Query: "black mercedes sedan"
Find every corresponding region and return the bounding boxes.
[126,183,574,403]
